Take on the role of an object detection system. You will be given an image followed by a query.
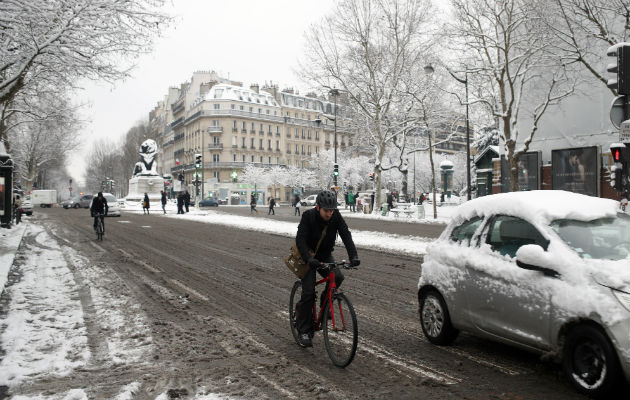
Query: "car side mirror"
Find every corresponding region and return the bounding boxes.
[515,244,560,278]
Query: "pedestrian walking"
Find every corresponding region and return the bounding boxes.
[268,197,276,215]
[184,190,190,212]
[176,192,184,214]
[294,194,301,216]
[250,194,258,214]
[161,190,167,214]
[386,191,394,211]
[348,191,356,212]
[370,193,375,213]
[142,193,150,215]
[344,192,349,209]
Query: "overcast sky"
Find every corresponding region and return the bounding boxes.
[68,0,336,183]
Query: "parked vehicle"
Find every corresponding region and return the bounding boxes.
[31,190,57,208]
[301,194,317,206]
[198,198,219,207]
[62,195,93,209]
[21,197,33,216]
[417,190,630,398]
[89,193,121,217]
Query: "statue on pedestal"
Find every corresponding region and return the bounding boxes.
[133,139,159,177]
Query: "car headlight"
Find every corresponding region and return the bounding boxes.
[612,289,630,312]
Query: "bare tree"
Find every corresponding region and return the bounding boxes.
[8,94,82,191]
[300,0,434,208]
[0,0,170,148]
[541,0,630,94]
[449,0,578,192]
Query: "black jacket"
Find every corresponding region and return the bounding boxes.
[296,208,358,263]
[90,196,108,215]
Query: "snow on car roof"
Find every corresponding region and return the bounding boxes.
[453,190,619,226]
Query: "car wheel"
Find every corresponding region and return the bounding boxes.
[419,289,458,345]
[562,324,623,399]
[73,204,80,209]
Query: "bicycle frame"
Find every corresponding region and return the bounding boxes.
[312,270,346,333]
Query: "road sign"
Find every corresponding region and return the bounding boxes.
[610,96,626,129]
[621,120,630,142]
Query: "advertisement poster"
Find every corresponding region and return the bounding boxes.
[500,152,541,192]
[0,177,4,216]
[551,146,599,197]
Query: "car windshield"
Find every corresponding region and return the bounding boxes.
[550,213,630,261]
[104,195,116,203]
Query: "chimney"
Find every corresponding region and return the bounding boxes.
[250,83,260,94]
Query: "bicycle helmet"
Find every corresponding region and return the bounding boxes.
[316,190,337,210]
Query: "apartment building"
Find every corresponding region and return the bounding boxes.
[150,71,352,202]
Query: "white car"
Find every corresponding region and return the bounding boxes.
[418,190,630,398]
[301,194,317,206]
[89,193,121,217]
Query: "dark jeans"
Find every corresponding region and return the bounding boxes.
[295,207,300,216]
[295,255,344,335]
[268,207,275,215]
[162,203,166,214]
[93,215,105,232]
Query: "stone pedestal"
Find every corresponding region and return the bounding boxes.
[126,176,164,202]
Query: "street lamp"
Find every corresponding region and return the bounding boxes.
[424,64,472,200]
[330,88,340,187]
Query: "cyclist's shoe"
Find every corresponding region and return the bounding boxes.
[299,333,312,347]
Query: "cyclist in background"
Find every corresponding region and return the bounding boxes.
[90,192,109,233]
[294,190,360,347]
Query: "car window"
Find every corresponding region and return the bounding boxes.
[486,215,548,258]
[551,213,630,260]
[450,217,483,246]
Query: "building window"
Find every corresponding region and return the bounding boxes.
[276,126,280,134]
[251,138,254,147]
[249,107,253,112]
[260,156,263,163]
[242,137,246,147]
[266,110,270,115]
[258,108,262,114]
[242,155,246,162]
[315,130,319,140]
[301,129,305,139]
[231,104,235,109]
[295,144,299,153]
[251,155,255,162]
[213,136,220,145]
[268,139,271,148]
[213,154,219,162]
[259,123,263,131]
[259,138,263,148]
[240,105,244,111]
[301,144,305,154]
[268,157,271,164]
[242,121,246,130]
[233,120,237,129]
[213,171,219,178]
[308,145,311,155]
[295,128,299,138]
[276,140,279,150]
[276,157,279,164]
[214,104,220,110]
[316,146,319,153]
[268,124,272,133]
[233,154,237,162]
[251,122,255,131]
[307,129,311,139]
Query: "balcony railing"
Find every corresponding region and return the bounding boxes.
[207,126,223,133]
[208,143,223,150]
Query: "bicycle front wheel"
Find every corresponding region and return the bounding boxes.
[323,292,358,367]
[289,281,305,347]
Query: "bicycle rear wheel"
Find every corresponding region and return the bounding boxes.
[96,219,103,241]
[289,281,305,347]
[323,292,358,367]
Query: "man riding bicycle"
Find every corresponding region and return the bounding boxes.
[295,190,360,347]
[90,192,109,233]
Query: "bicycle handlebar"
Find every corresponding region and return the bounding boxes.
[317,261,358,271]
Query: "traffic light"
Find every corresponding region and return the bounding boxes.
[369,172,374,181]
[195,153,202,168]
[610,143,627,192]
[607,44,630,95]
[333,163,339,177]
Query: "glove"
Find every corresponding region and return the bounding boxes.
[308,258,322,269]
[351,258,361,267]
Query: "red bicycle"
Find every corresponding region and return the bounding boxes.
[289,261,358,367]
